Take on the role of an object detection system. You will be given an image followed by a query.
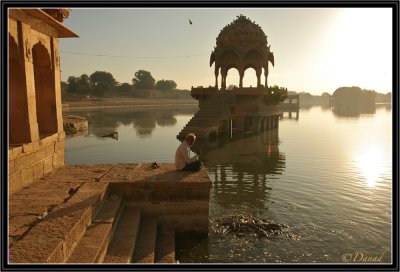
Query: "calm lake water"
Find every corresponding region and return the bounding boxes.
[64,103,392,264]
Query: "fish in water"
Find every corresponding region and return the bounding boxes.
[101,131,118,140]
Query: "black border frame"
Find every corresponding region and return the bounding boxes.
[1,1,399,271]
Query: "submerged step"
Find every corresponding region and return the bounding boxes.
[103,207,141,263]
[66,194,123,263]
[155,226,175,263]
[132,218,158,263]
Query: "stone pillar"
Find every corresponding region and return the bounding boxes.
[239,69,244,88]
[51,38,64,133]
[254,117,261,134]
[20,23,40,142]
[256,68,262,87]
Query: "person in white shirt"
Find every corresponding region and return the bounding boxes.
[175,133,203,171]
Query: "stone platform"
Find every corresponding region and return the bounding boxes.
[8,163,211,263]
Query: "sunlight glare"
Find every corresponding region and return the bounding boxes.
[355,146,384,187]
[326,8,392,91]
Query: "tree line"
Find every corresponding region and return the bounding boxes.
[62,70,184,98]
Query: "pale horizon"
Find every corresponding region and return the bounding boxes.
[59,8,393,95]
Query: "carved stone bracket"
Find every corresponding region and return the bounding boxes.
[24,39,31,61]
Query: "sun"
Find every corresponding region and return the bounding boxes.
[324,8,392,92]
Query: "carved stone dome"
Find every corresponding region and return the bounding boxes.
[216,15,268,49]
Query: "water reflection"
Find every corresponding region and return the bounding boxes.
[354,146,385,187]
[333,103,376,118]
[64,106,197,138]
[192,129,286,212]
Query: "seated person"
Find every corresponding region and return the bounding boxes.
[175,133,202,171]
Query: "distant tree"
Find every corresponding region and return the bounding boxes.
[155,79,177,91]
[92,81,110,97]
[132,70,155,89]
[116,83,133,96]
[321,92,331,97]
[76,74,92,95]
[264,85,288,105]
[61,81,68,93]
[333,86,376,105]
[66,76,79,93]
[90,71,117,97]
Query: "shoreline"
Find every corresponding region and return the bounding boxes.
[62,98,198,110]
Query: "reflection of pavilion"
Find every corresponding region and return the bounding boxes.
[192,129,286,210]
[177,15,286,141]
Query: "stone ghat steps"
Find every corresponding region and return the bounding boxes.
[9,163,211,264]
[177,114,221,140]
[103,206,141,263]
[155,225,176,263]
[9,181,110,263]
[67,199,176,264]
[66,194,124,263]
[132,218,158,263]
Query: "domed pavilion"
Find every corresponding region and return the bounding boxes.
[178,15,286,141]
[210,14,275,89]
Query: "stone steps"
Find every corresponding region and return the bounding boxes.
[66,194,123,263]
[103,207,141,263]
[155,226,176,263]
[9,163,209,264]
[132,218,158,263]
[9,182,109,263]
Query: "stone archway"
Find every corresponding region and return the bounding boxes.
[9,34,31,145]
[32,42,57,137]
[243,67,258,87]
[225,67,240,90]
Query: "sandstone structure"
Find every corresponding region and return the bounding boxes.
[8,9,78,193]
[178,15,287,140]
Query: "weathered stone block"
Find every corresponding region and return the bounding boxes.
[50,133,59,143]
[58,131,65,141]
[53,150,64,168]
[18,152,36,169]
[33,140,44,152]
[22,142,34,154]
[45,143,55,157]
[148,191,170,201]
[9,172,23,194]
[33,161,44,180]
[9,159,16,175]
[9,146,23,160]
[21,166,34,187]
[43,156,53,174]
[64,209,92,259]
[54,140,64,152]
[35,147,47,161]
[41,135,55,146]
[46,240,65,263]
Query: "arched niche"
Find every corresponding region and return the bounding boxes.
[9,33,31,145]
[32,42,57,137]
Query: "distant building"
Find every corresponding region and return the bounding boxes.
[8,9,78,193]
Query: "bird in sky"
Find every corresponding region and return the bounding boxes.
[189,19,192,25]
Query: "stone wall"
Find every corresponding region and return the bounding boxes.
[8,132,65,194]
[109,180,211,234]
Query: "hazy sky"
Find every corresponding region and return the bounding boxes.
[59,8,393,95]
